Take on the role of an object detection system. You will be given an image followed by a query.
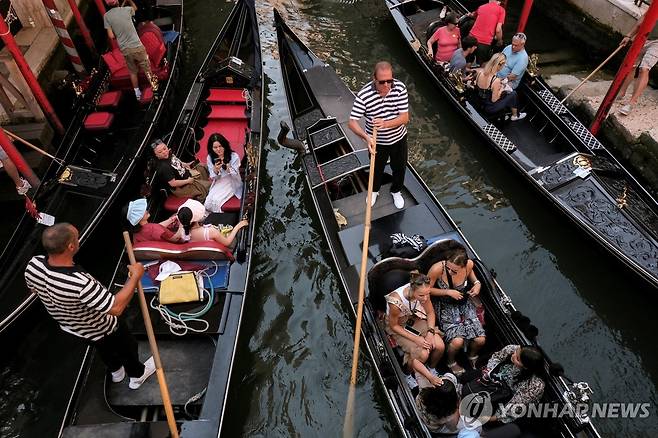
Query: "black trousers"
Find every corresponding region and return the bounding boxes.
[92,322,145,378]
[373,135,407,193]
[476,43,493,65]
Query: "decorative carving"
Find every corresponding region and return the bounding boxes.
[597,175,658,240]
[527,54,539,78]
[449,69,466,94]
[538,160,580,189]
[559,183,658,276]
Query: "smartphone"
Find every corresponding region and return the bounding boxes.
[404,324,421,336]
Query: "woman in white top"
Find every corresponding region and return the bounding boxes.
[204,133,243,213]
[385,270,445,386]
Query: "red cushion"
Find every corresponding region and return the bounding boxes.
[163,196,189,212]
[197,120,247,164]
[102,49,126,75]
[207,88,246,103]
[84,112,114,130]
[141,32,166,68]
[97,90,122,109]
[221,196,241,212]
[208,104,247,120]
[133,240,234,262]
[140,87,154,104]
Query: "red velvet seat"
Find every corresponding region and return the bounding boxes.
[133,240,234,262]
[84,112,114,131]
[163,195,188,212]
[207,88,245,103]
[96,90,122,110]
[221,196,241,212]
[140,87,154,104]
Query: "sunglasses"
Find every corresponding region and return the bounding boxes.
[377,79,394,85]
[445,265,460,275]
[411,277,430,286]
[150,139,165,149]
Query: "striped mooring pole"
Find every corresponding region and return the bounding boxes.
[41,0,87,75]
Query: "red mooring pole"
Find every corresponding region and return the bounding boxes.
[42,0,87,75]
[590,2,658,135]
[0,130,40,188]
[66,0,97,56]
[0,13,65,135]
[517,0,534,34]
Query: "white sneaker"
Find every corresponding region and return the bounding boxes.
[619,104,633,116]
[111,366,126,383]
[16,178,31,195]
[129,356,156,390]
[391,191,404,209]
[366,191,378,207]
[510,112,527,122]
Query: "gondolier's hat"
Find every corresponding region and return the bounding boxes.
[127,198,148,226]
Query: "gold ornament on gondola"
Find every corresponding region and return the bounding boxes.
[527,54,539,78]
[573,155,592,169]
[58,167,72,183]
[616,185,628,209]
[449,70,466,94]
[146,71,159,92]
[245,141,257,169]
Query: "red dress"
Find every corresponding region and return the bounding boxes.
[134,223,176,243]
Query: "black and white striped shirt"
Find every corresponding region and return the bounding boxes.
[25,255,117,341]
[350,79,409,145]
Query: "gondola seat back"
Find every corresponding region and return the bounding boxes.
[367,238,469,312]
[162,195,241,213]
[133,240,234,261]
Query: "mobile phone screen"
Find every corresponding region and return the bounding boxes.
[404,324,421,336]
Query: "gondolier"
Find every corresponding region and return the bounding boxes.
[24,223,156,390]
[349,61,409,209]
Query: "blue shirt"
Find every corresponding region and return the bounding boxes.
[449,48,468,72]
[496,45,528,89]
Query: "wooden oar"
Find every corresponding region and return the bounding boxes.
[343,128,377,438]
[2,128,65,165]
[122,232,180,438]
[559,43,626,105]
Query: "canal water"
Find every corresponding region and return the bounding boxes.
[1,0,657,437]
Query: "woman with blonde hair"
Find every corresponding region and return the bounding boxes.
[475,53,526,121]
[385,270,445,386]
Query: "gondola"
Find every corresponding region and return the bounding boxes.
[385,0,658,289]
[275,10,601,438]
[55,1,262,437]
[0,0,184,333]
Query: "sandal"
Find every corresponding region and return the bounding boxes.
[468,355,479,369]
[448,361,465,376]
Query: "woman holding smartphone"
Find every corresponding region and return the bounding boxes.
[204,133,243,213]
[385,270,445,387]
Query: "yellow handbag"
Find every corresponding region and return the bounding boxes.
[158,271,203,305]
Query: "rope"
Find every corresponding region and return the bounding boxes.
[148,262,220,336]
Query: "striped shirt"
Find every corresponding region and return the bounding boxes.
[350,79,409,145]
[25,255,117,341]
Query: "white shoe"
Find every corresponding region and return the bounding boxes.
[129,356,156,390]
[16,178,31,195]
[619,104,633,116]
[111,366,126,383]
[366,191,379,207]
[391,191,404,209]
[510,112,527,122]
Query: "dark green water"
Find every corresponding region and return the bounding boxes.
[1,1,657,437]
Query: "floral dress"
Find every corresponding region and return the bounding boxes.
[486,345,546,423]
[433,262,485,343]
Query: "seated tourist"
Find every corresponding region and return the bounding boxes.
[177,199,248,247]
[427,243,485,376]
[124,198,183,243]
[464,345,545,426]
[427,13,461,63]
[151,138,211,202]
[385,270,445,387]
[496,33,528,90]
[416,372,482,437]
[204,133,243,214]
[449,35,478,75]
[475,53,526,121]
